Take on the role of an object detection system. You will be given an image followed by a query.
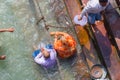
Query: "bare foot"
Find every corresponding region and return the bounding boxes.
[7,28,15,32]
[0,55,6,60]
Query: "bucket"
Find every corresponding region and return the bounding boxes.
[90,64,107,79]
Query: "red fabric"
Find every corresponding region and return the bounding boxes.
[53,32,76,58]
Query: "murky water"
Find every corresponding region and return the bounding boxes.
[0,0,89,80]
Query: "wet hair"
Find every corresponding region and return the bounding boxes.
[99,0,108,2]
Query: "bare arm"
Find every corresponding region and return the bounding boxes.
[50,32,69,43]
[0,28,14,32]
[78,0,92,19]
[50,31,69,37]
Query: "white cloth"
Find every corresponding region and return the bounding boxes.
[74,15,87,26]
[80,0,109,18]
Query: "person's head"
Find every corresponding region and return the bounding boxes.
[0,55,6,60]
[60,36,69,46]
[99,0,108,7]
[41,48,50,58]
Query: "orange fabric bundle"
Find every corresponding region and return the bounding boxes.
[50,32,76,58]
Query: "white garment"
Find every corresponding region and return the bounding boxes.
[80,0,109,18]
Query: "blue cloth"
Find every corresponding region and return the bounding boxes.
[45,44,53,49]
[32,44,53,58]
[88,13,101,24]
[32,49,40,58]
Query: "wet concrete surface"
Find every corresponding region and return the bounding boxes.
[0,0,89,80]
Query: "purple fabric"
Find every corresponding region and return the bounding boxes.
[34,48,57,68]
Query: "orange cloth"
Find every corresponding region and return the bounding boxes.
[76,27,89,45]
[51,32,76,58]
